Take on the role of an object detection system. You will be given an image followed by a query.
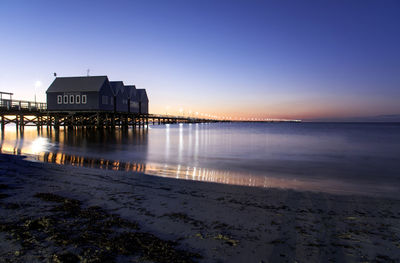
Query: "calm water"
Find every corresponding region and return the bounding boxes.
[1,122,400,198]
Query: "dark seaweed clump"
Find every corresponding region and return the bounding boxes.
[0,192,201,262]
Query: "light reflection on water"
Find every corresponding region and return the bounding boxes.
[1,122,400,198]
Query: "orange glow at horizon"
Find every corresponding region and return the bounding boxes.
[149,92,400,121]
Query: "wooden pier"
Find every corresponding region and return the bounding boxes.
[0,97,223,132]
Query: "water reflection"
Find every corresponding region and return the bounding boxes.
[0,126,343,193]
[0,126,149,163]
[38,151,147,173]
[1,123,400,198]
[30,150,362,195]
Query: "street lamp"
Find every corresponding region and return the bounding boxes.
[34,80,42,105]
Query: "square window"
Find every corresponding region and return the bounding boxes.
[57,95,62,104]
[63,95,68,104]
[69,95,74,104]
[82,95,87,104]
[76,95,80,104]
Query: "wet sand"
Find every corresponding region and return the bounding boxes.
[0,153,400,262]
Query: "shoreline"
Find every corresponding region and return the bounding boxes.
[4,148,398,200]
[1,153,400,262]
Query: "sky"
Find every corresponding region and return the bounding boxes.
[0,0,399,120]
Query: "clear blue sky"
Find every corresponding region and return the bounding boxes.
[1,0,399,119]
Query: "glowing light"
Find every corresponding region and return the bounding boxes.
[34,81,42,88]
[30,137,48,154]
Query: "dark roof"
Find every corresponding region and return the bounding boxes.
[136,89,148,102]
[124,85,137,99]
[109,81,125,96]
[47,76,108,93]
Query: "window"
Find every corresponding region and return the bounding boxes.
[75,95,80,104]
[69,95,74,104]
[102,95,108,105]
[57,95,62,104]
[63,95,68,104]
[82,95,87,104]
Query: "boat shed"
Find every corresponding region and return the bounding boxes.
[109,81,126,112]
[46,75,149,114]
[46,76,115,111]
[124,85,139,113]
[136,89,149,114]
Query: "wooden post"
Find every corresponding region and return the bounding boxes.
[20,114,24,132]
[68,116,73,130]
[36,115,40,131]
[63,115,66,129]
[54,116,59,130]
[96,112,100,128]
[1,115,4,133]
[19,114,22,130]
[15,115,18,132]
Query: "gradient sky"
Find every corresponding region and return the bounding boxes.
[0,0,399,120]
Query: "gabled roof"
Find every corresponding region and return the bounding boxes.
[47,76,108,93]
[136,89,148,102]
[109,81,125,96]
[124,85,137,99]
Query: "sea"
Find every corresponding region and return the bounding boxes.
[1,122,400,199]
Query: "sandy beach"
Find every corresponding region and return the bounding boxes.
[0,153,400,262]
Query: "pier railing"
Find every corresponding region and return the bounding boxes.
[0,96,227,132]
[0,98,47,111]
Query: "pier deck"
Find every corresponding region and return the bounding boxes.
[0,98,223,131]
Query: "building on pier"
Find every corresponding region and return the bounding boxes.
[109,81,126,112]
[124,85,139,113]
[46,76,114,111]
[46,76,148,113]
[136,89,149,114]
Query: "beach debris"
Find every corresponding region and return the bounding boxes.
[212,233,239,246]
[52,252,80,263]
[193,232,239,246]
[0,192,202,262]
[163,212,206,228]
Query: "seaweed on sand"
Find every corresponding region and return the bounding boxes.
[0,192,202,262]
